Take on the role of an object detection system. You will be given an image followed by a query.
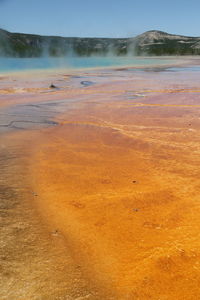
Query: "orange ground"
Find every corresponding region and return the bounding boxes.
[1,66,200,299]
[29,71,200,299]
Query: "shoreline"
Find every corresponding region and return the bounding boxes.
[0,55,198,77]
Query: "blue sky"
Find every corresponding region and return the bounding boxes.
[0,0,200,37]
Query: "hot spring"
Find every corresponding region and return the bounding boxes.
[0,56,177,73]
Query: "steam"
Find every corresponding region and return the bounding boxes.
[0,28,141,73]
[0,28,138,58]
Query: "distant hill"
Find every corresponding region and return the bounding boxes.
[133,30,200,55]
[0,29,200,57]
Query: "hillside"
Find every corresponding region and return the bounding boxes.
[0,29,200,57]
[133,30,200,55]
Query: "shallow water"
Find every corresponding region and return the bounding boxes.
[0,56,176,73]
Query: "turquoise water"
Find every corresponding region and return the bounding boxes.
[0,56,174,73]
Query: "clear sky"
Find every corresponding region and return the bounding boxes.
[0,0,200,38]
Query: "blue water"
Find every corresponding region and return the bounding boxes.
[167,66,200,72]
[0,56,174,73]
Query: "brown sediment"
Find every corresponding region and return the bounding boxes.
[0,130,104,299]
[1,65,200,299]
